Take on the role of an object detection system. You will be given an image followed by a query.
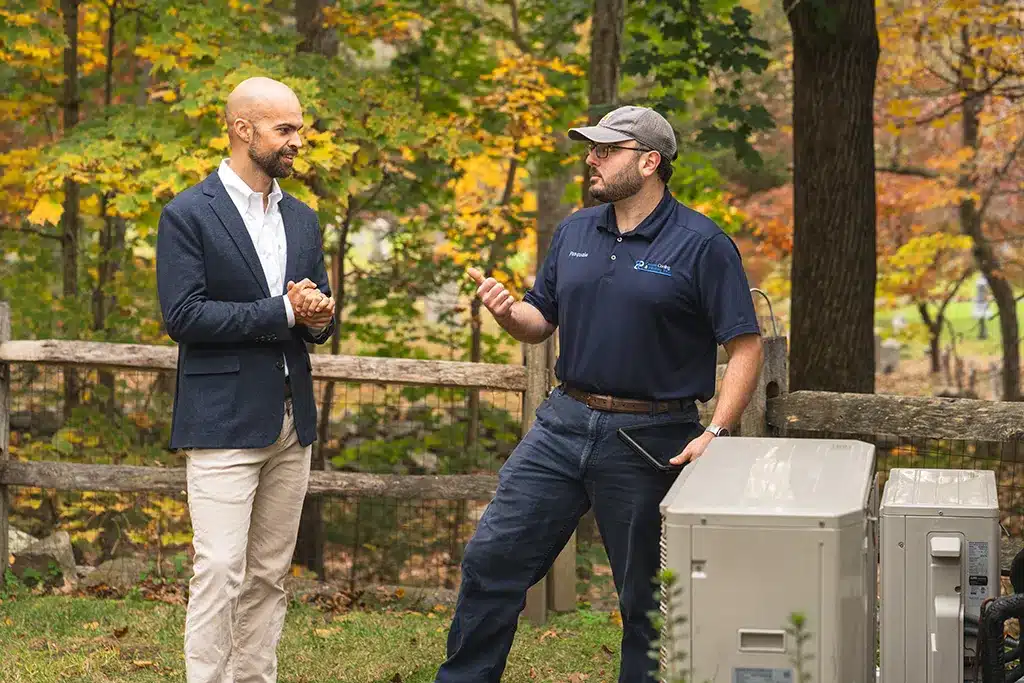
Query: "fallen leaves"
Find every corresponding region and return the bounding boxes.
[539,629,559,643]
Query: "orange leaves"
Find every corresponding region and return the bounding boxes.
[737,185,793,259]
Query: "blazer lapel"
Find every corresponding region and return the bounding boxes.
[280,197,303,290]
[204,174,271,298]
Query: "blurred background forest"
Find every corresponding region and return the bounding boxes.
[3,0,1024,598]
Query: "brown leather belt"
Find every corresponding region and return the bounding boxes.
[563,385,681,414]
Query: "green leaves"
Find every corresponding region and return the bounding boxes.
[623,0,773,168]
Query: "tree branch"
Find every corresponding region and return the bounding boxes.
[877,165,940,179]
[979,134,1024,219]
[350,174,390,216]
[940,266,974,314]
[506,0,530,54]
[1,225,63,241]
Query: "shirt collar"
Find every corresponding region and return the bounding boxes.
[217,159,283,216]
[596,187,676,240]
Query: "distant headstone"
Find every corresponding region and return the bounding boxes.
[974,276,990,340]
[879,339,902,374]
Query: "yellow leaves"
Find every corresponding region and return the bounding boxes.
[28,194,63,226]
[885,99,920,120]
[11,40,57,61]
[151,89,178,103]
[72,529,102,544]
[83,621,100,631]
[1,10,36,27]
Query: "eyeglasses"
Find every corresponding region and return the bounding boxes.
[589,143,653,159]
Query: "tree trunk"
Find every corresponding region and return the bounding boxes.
[581,0,625,209]
[94,1,124,416]
[295,0,338,57]
[292,1,339,578]
[535,157,571,458]
[785,0,879,394]
[917,303,943,375]
[61,0,81,421]
[536,165,573,266]
[295,213,347,580]
[957,29,1019,400]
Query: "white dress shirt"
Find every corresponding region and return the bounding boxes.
[217,159,295,374]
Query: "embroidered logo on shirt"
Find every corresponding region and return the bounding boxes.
[569,251,589,258]
[634,260,672,276]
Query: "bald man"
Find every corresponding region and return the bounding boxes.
[156,76,335,683]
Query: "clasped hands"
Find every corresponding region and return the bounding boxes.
[287,279,335,328]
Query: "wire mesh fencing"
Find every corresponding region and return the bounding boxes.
[5,364,522,592]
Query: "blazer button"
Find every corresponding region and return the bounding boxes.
[276,360,285,370]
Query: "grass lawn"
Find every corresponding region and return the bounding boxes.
[875,297,1024,359]
[0,594,624,683]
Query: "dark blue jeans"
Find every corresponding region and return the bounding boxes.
[435,386,700,683]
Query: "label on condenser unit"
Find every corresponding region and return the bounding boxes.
[967,540,991,611]
[733,668,794,683]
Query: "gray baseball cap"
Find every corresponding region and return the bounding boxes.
[568,105,677,161]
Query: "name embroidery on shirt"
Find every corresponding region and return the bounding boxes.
[569,251,589,258]
[634,260,672,276]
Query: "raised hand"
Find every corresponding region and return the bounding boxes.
[467,266,514,321]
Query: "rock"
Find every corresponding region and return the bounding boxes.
[11,531,77,586]
[387,420,423,439]
[81,557,152,589]
[8,527,38,556]
[408,450,439,474]
[405,401,435,422]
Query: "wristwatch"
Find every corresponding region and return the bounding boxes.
[706,423,730,437]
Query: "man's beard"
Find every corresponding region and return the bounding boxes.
[249,133,295,179]
[590,163,644,203]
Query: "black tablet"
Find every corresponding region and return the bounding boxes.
[617,420,705,473]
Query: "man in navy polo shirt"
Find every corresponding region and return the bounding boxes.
[435,106,764,682]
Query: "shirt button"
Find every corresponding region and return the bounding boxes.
[616,237,622,242]
[610,254,616,261]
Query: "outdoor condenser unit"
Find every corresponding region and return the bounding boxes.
[659,437,878,683]
[880,468,1000,683]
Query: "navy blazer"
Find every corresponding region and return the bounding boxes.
[156,172,335,450]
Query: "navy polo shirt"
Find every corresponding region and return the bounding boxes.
[522,188,760,403]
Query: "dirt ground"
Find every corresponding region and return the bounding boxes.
[875,354,1005,400]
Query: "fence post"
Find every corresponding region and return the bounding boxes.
[739,335,789,437]
[544,332,575,614]
[0,302,10,577]
[521,341,549,624]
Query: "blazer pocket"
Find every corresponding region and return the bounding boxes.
[184,355,240,375]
